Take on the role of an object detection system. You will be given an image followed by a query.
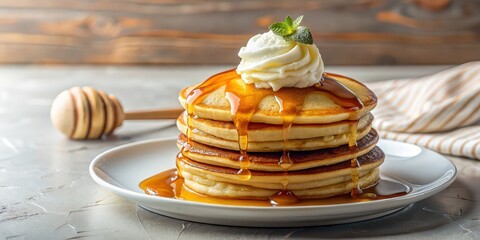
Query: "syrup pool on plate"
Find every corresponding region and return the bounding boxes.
[139,168,410,207]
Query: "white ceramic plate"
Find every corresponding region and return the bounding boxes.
[89,138,457,227]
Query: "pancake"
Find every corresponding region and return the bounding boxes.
[165,68,384,203]
[177,129,379,171]
[179,72,377,125]
[178,112,374,142]
[177,146,384,191]
[178,120,372,152]
[183,168,375,192]
[183,168,379,200]
[178,146,383,200]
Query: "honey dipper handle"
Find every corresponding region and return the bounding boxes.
[124,108,183,120]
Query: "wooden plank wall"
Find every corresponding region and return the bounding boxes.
[0,0,479,65]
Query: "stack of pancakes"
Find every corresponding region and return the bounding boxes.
[176,72,384,200]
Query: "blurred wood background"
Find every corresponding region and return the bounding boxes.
[0,0,479,65]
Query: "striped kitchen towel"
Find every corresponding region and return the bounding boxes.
[367,61,480,160]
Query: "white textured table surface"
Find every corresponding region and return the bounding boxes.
[1,65,479,239]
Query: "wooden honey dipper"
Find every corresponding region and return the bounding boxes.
[50,86,183,139]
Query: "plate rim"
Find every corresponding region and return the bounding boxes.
[89,137,458,211]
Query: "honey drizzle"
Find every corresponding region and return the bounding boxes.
[225,78,269,180]
[349,121,362,197]
[182,70,239,162]
[320,75,365,197]
[271,94,305,205]
[181,70,238,178]
[179,69,365,204]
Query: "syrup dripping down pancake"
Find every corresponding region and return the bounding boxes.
[177,129,379,171]
[178,113,374,142]
[178,72,377,125]
[182,168,379,200]
[177,119,372,152]
[177,148,383,200]
[177,146,383,186]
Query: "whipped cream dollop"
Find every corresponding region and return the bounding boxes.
[236,31,324,91]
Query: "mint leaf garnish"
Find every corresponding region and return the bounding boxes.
[291,26,313,45]
[268,15,313,45]
[269,22,292,37]
[284,16,294,28]
[292,15,303,29]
